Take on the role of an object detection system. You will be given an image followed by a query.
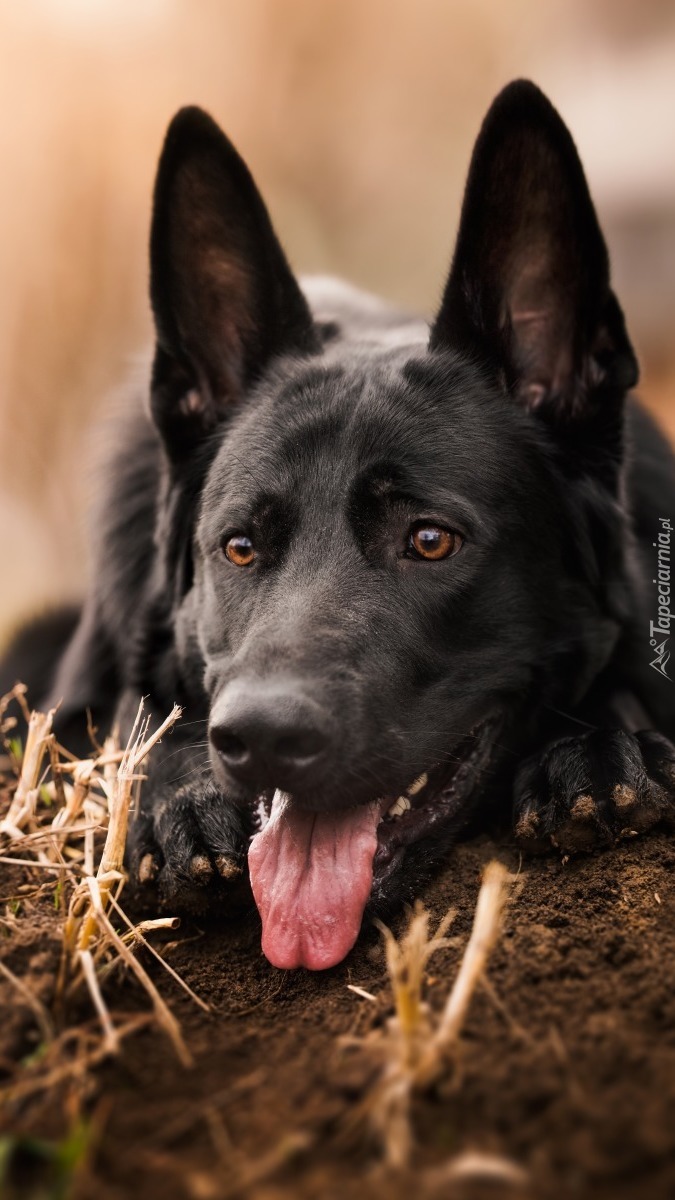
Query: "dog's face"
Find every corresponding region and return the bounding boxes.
[148,82,638,969]
[196,355,574,802]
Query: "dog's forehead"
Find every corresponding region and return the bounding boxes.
[203,353,533,514]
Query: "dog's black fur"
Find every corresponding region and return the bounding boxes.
[3,80,675,929]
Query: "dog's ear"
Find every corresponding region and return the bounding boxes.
[149,107,319,460]
[430,81,638,417]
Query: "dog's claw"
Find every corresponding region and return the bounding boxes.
[138,852,159,884]
[189,854,214,883]
[215,853,242,880]
[513,807,545,851]
[612,783,637,813]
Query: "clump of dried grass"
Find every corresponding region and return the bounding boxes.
[0,685,204,1101]
[0,685,56,839]
[345,860,517,1168]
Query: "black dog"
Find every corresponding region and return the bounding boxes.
[4,80,674,970]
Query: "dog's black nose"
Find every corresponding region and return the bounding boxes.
[210,679,333,790]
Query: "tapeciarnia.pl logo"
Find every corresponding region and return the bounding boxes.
[649,517,672,680]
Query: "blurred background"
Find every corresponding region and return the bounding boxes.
[1,0,674,644]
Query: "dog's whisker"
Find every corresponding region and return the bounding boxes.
[156,742,211,765]
[541,706,600,732]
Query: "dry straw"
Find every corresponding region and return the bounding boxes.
[346,860,517,1168]
[0,687,204,1101]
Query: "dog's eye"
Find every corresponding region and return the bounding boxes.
[408,523,461,561]
[223,535,256,567]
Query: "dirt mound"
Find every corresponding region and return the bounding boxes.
[3,829,675,1200]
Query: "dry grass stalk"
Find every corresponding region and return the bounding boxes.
[375,901,457,1076]
[416,860,515,1088]
[346,860,517,1168]
[218,1131,314,1200]
[425,1149,529,1187]
[0,854,75,871]
[0,705,56,838]
[78,947,119,1054]
[10,819,101,846]
[47,758,96,858]
[0,956,55,1044]
[0,681,30,733]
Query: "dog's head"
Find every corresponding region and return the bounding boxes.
[147,81,637,968]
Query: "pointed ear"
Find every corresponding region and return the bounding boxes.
[430,81,638,417]
[149,107,319,460]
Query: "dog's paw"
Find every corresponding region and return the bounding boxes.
[128,779,249,910]
[513,729,675,854]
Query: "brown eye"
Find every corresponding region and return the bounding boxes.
[224,535,256,567]
[408,523,461,561]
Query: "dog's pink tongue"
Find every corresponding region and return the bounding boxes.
[248,792,382,970]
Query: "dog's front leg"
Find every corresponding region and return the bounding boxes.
[124,713,250,910]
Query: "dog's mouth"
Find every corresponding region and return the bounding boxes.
[247,716,500,971]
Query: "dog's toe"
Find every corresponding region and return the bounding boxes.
[552,793,607,853]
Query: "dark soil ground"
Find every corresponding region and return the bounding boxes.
[2,827,675,1200]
